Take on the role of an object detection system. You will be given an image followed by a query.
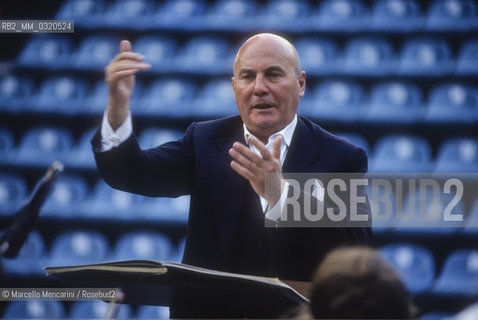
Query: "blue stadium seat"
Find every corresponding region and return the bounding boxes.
[366,81,424,123]
[371,0,423,31]
[140,195,190,224]
[427,0,478,31]
[0,173,27,217]
[88,80,143,114]
[67,128,97,170]
[138,128,184,149]
[137,305,170,319]
[114,231,173,261]
[424,83,478,123]
[204,0,258,31]
[75,35,120,71]
[370,135,432,172]
[138,78,196,117]
[0,74,35,113]
[15,126,74,167]
[262,0,310,31]
[433,249,478,297]
[0,128,14,164]
[317,0,368,31]
[365,182,398,233]
[343,37,395,76]
[48,230,110,266]
[3,301,65,319]
[177,37,232,74]
[85,179,144,220]
[154,0,207,30]
[294,37,340,75]
[34,76,88,115]
[16,36,72,69]
[102,0,156,29]
[456,39,478,75]
[193,79,237,117]
[304,79,366,121]
[394,186,465,234]
[134,36,177,73]
[398,37,453,76]
[434,137,478,172]
[70,301,133,319]
[87,81,109,115]
[1,231,47,275]
[380,243,436,294]
[463,198,478,236]
[55,0,106,28]
[41,174,89,218]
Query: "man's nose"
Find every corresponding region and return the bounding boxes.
[253,74,269,96]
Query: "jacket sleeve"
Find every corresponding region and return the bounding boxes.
[91,122,196,198]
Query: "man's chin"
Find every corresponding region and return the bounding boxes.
[248,118,284,136]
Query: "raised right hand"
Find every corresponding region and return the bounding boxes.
[105,40,151,129]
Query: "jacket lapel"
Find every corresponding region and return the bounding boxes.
[208,122,246,259]
[283,117,322,173]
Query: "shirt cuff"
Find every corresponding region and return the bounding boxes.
[100,110,133,152]
[265,181,290,222]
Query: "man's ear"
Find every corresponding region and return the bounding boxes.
[231,77,237,103]
[299,71,306,98]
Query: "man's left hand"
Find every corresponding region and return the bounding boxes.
[229,135,284,206]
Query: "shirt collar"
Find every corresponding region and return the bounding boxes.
[243,114,297,147]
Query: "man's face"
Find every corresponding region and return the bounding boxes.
[232,36,306,141]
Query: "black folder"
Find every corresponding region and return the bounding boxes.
[45,260,309,318]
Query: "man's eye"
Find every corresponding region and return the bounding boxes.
[241,74,253,80]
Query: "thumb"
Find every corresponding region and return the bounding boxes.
[120,40,132,52]
[272,135,282,160]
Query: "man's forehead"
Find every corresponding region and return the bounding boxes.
[237,65,286,74]
[240,37,291,58]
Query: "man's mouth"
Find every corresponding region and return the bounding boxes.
[252,103,276,110]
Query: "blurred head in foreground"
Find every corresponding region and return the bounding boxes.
[310,246,416,319]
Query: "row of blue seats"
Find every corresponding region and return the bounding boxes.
[0,172,190,223]
[1,125,477,171]
[1,170,478,231]
[0,126,182,170]
[1,74,477,123]
[2,233,477,299]
[368,185,478,235]
[15,34,478,76]
[1,230,185,276]
[380,244,478,297]
[55,0,478,32]
[3,300,169,319]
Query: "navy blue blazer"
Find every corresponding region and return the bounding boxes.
[93,115,371,282]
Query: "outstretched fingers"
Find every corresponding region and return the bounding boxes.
[229,142,263,171]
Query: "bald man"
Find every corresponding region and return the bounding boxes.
[92,33,371,317]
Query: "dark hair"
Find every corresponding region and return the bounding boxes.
[310,246,416,319]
